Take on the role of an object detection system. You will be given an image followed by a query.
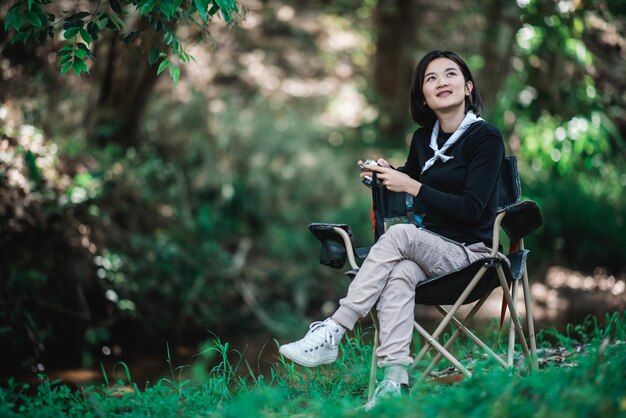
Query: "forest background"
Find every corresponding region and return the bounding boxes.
[1,0,625,382]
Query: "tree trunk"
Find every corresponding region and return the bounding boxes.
[372,0,420,146]
[85,18,161,148]
[477,0,522,117]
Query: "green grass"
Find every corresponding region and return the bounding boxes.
[3,312,626,417]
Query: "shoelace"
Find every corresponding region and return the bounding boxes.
[297,320,339,349]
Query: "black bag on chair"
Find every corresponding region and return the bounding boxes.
[319,239,347,269]
[371,172,426,241]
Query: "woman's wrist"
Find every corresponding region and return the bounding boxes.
[408,179,422,197]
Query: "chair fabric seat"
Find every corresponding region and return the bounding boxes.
[413,249,528,305]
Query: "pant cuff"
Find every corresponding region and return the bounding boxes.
[332,306,361,331]
[383,364,409,386]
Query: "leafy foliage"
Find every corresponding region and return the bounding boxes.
[3,0,241,79]
[487,0,626,271]
[2,313,626,417]
[2,0,626,379]
[0,92,370,371]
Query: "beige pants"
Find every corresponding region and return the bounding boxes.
[332,224,498,384]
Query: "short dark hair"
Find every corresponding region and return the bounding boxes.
[409,50,483,127]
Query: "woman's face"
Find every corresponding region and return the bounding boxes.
[422,57,472,117]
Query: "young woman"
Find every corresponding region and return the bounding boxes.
[279,50,506,407]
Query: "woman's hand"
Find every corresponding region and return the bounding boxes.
[363,164,422,196]
[358,158,391,188]
[357,158,391,170]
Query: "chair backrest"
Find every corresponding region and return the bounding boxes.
[498,156,544,241]
[498,155,522,210]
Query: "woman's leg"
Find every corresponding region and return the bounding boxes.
[281,224,472,368]
[375,259,427,385]
[333,224,470,329]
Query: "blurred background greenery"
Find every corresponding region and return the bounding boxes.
[1,0,625,380]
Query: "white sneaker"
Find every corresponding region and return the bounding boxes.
[279,318,345,367]
[362,379,403,411]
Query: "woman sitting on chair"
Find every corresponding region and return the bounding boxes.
[279,50,506,407]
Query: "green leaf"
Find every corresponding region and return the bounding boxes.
[24,150,41,182]
[10,31,28,44]
[63,27,80,39]
[215,0,236,12]
[96,13,111,30]
[80,28,92,45]
[61,61,73,74]
[160,0,178,18]
[139,0,159,15]
[169,64,180,82]
[87,21,99,40]
[62,12,90,29]
[3,10,15,31]
[28,0,35,11]
[215,0,238,17]
[74,48,87,59]
[6,9,24,31]
[76,42,90,52]
[13,12,24,31]
[213,0,233,22]
[25,10,43,27]
[159,1,170,17]
[157,59,170,75]
[194,0,208,22]
[109,0,122,14]
[148,47,160,65]
[58,53,73,65]
[72,58,89,76]
[108,13,125,30]
[172,0,183,13]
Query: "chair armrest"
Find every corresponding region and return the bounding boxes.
[497,200,543,241]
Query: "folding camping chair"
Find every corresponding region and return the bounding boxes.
[308,156,543,399]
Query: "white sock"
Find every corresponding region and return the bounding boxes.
[383,364,409,386]
[327,318,346,341]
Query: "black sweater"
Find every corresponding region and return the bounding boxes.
[398,121,505,247]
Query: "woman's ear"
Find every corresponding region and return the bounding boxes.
[465,80,474,96]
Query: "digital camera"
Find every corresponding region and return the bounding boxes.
[360,159,380,188]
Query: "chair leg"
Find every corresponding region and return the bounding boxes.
[368,311,379,400]
[522,267,538,366]
[412,321,472,380]
[420,294,506,380]
[507,279,520,367]
[520,240,538,368]
[412,265,488,366]
[431,304,508,371]
[496,267,533,368]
